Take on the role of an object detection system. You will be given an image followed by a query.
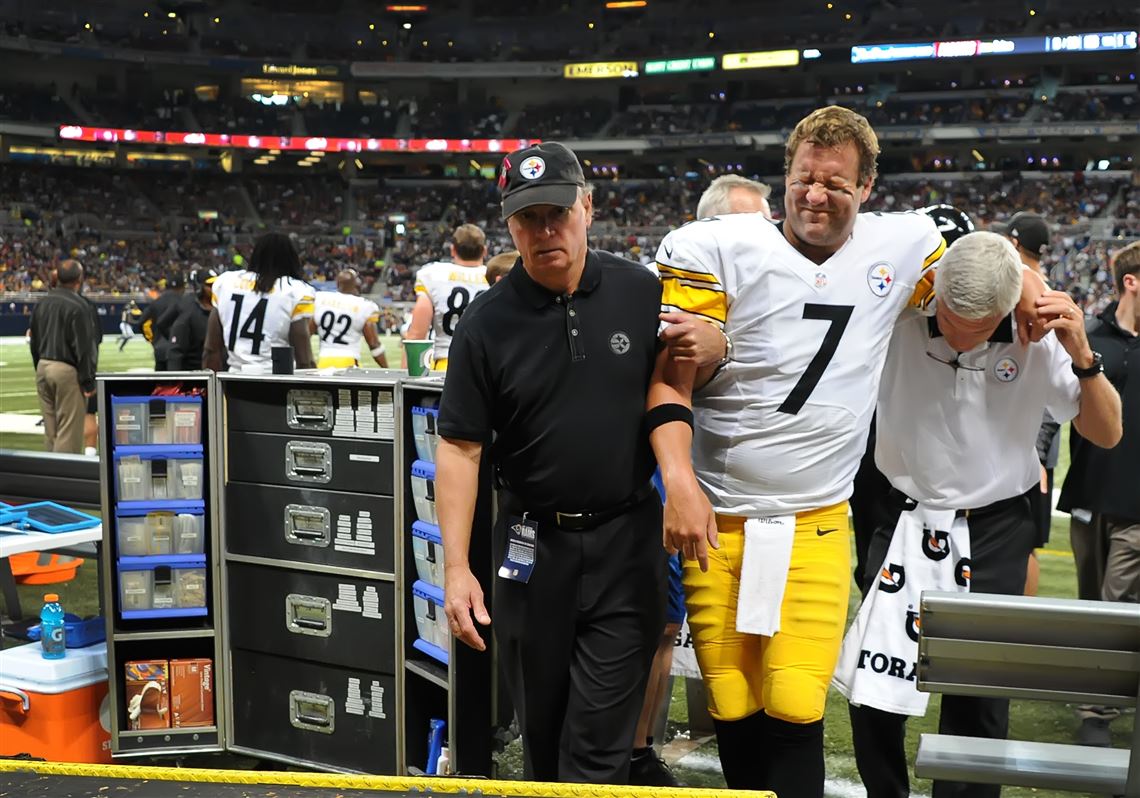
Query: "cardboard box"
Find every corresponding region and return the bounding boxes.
[124,660,169,730]
[170,658,214,728]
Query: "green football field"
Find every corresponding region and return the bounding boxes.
[0,334,406,451]
[1,334,1125,795]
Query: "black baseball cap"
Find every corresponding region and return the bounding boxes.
[166,273,185,289]
[498,142,586,220]
[995,211,1050,257]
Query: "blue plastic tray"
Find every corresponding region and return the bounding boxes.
[26,614,106,647]
[413,637,449,666]
[0,501,100,533]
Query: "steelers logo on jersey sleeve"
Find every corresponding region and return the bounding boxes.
[867,262,896,297]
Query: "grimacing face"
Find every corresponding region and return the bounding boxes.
[506,194,593,278]
[784,140,872,255]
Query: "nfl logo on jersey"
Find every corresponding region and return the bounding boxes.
[867,262,896,297]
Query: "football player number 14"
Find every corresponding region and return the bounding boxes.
[777,303,854,415]
[227,294,268,355]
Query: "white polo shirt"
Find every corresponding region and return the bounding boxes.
[875,310,1082,510]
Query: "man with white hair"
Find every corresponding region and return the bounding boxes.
[837,231,1122,798]
[695,175,773,220]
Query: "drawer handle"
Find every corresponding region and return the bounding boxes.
[284,505,331,547]
[285,441,332,483]
[286,390,334,431]
[289,690,335,734]
[286,594,332,638]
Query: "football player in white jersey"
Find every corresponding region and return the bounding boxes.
[311,269,389,369]
[204,233,316,373]
[406,224,488,371]
[645,106,948,797]
[647,107,1048,796]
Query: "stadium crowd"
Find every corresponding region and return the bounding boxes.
[0,162,1132,316]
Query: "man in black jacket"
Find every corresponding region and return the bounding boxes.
[29,259,98,453]
[1058,240,1140,746]
[168,269,217,371]
[139,273,185,370]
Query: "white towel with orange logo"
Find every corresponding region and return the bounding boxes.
[832,505,971,716]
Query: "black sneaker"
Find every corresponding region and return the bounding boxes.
[629,750,681,787]
[1078,717,1112,747]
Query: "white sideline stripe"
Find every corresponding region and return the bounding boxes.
[0,412,44,435]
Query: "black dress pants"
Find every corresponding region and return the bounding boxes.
[493,495,667,784]
[850,493,1036,798]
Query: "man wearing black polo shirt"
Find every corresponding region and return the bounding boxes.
[436,141,667,784]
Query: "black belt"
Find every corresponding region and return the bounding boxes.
[498,481,657,532]
[889,488,1027,519]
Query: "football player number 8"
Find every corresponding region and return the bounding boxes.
[227,294,268,355]
[441,287,470,335]
[777,303,854,415]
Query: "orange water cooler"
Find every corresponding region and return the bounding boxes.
[0,641,112,763]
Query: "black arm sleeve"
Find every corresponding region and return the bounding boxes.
[436,320,493,443]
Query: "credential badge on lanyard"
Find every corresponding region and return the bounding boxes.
[498,512,538,583]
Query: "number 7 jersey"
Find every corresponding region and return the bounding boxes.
[656,211,945,515]
[211,269,315,372]
[414,261,488,363]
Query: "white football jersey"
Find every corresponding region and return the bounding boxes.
[414,261,488,362]
[211,269,315,372]
[313,291,380,362]
[656,211,945,515]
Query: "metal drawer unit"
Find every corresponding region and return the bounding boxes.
[398,378,496,777]
[97,373,226,759]
[218,372,402,774]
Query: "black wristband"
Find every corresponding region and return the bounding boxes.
[646,403,694,435]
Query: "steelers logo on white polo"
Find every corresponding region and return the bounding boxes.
[610,331,631,354]
[520,156,546,180]
[993,356,1019,382]
[867,262,895,297]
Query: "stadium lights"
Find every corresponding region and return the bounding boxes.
[143,11,148,17]
[369,23,375,30]
[213,17,220,23]
[588,21,595,29]
[605,1,648,8]
[402,22,412,29]
[387,4,428,11]
[167,11,176,18]
[84,23,91,30]
[355,158,364,169]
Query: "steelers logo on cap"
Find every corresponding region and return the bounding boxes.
[520,156,546,180]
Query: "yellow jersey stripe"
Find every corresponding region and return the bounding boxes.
[922,238,946,271]
[657,263,721,285]
[661,281,728,324]
[367,313,380,324]
[414,285,429,294]
[909,274,936,310]
[292,301,315,318]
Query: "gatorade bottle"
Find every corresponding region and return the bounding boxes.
[40,593,66,659]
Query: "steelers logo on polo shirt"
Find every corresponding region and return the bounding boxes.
[993,356,1019,382]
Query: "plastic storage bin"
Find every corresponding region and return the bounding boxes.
[116,507,204,557]
[410,460,438,525]
[118,556,208,618]
[114,447,205,503]
[412,580,449,665]
[111,397,203,446]
[0,641,112,763]
[410,405,440,463]
[411,521,444,586]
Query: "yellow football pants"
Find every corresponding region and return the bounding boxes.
[682,502,850,724]
[317,355,358,369]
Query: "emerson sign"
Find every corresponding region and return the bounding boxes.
[563,61,639,78]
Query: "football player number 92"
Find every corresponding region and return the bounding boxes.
[776,303,854,416]
[317,310,353,345]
